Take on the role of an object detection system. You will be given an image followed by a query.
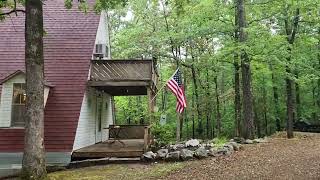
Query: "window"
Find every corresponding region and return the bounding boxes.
[11,83,26,127]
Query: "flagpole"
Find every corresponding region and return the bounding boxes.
[150,68,179,103]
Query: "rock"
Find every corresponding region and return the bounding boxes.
[170,143,185,151]
[142,151,156,161]
[227,142,241,151]
[223,144,234,153]
[245,139,254,144]
[156,149,168,159]
[180,149,193,160]
[208,148,219,157]
[216,147,232,156]
[185,139,200,147]
[253,138,269,143]
[194,147,208,158]
[202,143,215,149]
[165,151,181,161]
[233,137,246,144]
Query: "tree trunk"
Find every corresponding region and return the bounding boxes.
[236,0,254,139]
[21,0,47,179]
[233,3,241,137]
[176,113,181,142]
[191,64,203,137]
[284,8,299,139]
[214,76,222,136]
[192,91,195,139]
[317,28,320,119]
[206,69,211,139]
[295,71,300,121]
[270,64,281,131]
[234,59,241,137]
[286,58,294,138]
[253,97,261,138]
[262,77,268,136]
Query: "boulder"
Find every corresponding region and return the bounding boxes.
[142,151,156,161]
[156,149,168,159]
[253,138,269,143]
[170,143,185,151]
[202,143,215,149]
[227,142,241,151]
[185,139,200,147]
[208,148,220,157]
[194,147,208,158]
[216,147,232,156]
[180,149,193,160]
[244,139,254,144]
[223,144,234,153]
[165,151,181,161]
[233,137,246,144]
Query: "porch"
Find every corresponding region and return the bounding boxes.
[72,125,152,160]
[75,59,157,160]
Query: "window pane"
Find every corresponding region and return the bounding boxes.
[12,83,26,105]
[11,83,26,127]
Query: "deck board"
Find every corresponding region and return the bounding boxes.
[72,139,145,159]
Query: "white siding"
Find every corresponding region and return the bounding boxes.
[72,88,96,150]
[94,11,111,59]
[0,74,25,127]
[73,88,114,151]
[102,93,113,141]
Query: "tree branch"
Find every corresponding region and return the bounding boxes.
[0,9,25,16]
[0,0,25,17]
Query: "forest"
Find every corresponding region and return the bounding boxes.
[107,0,320,143]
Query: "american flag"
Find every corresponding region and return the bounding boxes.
[166,69,187,113]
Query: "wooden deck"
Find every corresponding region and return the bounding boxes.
[88,59,158,96]
[72,139,145,160]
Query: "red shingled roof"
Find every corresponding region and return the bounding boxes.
[0,0,100,152]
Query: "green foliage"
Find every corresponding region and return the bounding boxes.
[151,123,176,146]
[110,0,320,140]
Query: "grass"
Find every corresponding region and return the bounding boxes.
[47,162,186,180]
[212,137,228,148]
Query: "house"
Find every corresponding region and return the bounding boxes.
[0,0,157,175]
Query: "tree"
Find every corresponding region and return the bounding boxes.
[236,0,255,139]
[21,0,46,178]
[0,0,46,179]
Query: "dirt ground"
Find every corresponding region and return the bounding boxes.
[161,132,320,180]
[45,132,320,180]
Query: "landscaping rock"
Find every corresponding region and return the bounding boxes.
[223,144,234,153]
[194,147,208,158]
[185,139,200,147]
[180,149,194,160]
[216,147,232,156]
[142,151,156,161]
[227,142,241,151]
[233,137,246,144]
[170,143,185,151]
[244,139,254,144]
[202,142,215,149]
[165,151,181,161]
[208,148,220,157]
[253,138,269,143]
[156,149,168,159]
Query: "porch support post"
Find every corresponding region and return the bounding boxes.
[147,87,155,123]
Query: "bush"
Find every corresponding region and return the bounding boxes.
[151,123,175,147]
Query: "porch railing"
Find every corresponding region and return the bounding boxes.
[108,124,153,152]
[90,60,156,83]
